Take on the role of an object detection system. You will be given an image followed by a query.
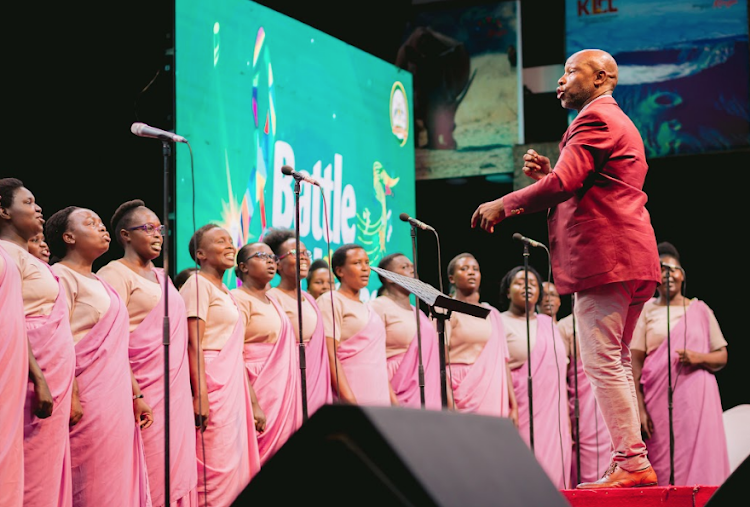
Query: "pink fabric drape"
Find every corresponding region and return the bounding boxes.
[129,269,197,506]
[69,277,151,506]
[301,291,332,414]
[568,347,611,484]
[199,298,260,507]
[450,308,510,417]
[641,300,730,486]
[0,246,27,507]
[24,273,76,507]
[511,313,572,490]
[388,308,441,410]
[335,308,390,406]
[243,296,302,465]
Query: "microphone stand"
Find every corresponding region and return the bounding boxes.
[523,244,534,454]
[161,140,172,504]
[409,224,426,408]
[293,177,309,422]
[571,298,580,484]
[431,307,451,409]
[664,265,675,485]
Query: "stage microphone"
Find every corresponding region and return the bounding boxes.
[130,122,188,143]
[513,232,547,249]
[281,165,320,187]
[661,262,684,272]
[399,213,435,232]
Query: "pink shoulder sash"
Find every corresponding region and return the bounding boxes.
[301,291,333,414]
[0,245,27,507]
[129,269,197,506]
[335,307,390,406]
[23,269,76,507]
[69,276,151,506]
[389,308,441,409]
[451,308,509,416]
[641,301,729,486]
[198,291,260,506]
[511,313,572,489]
[243,295,302,465]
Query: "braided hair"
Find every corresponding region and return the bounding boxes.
[498,265,544,312]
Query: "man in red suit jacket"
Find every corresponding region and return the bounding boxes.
[472,49,661,489]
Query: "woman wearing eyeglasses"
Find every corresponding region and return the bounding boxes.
[317,244,391,406]
[264,228,332,415]
[45,206,152,506]
[179,224,260,505]
[97,199,198,506]
[0,178,66,507]
[232,241,304,465]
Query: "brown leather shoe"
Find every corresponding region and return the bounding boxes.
[576,463,658,489]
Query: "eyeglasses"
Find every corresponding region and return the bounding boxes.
[278,249,312,261]
[127,223,166,236]
[244,251,279,263]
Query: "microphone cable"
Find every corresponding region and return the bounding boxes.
[187,142,208,506]
[320,186,341,402]
[539,246,569,490]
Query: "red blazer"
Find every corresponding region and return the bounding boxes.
[503,96,660,295]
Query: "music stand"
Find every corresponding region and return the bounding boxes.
[371,266,490,409]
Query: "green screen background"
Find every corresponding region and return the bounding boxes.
[175,0,415,299]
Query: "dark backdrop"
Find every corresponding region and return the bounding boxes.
[5,0,748,410]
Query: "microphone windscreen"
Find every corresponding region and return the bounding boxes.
[131,122,145,135]
[281,165,294,176]
[512,233,523,241]
[399,213,410,223]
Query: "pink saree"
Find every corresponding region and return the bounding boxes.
[69,277,151,506]
[511,313,572,489]
[243,296,302,465]
[335,308,390,406]
[568,346,611,485]
[0,246,27,507]
[388,308,441,410]
[129,269,197,506]
[450,308,510,417]
[24,271,76,507]
[640,300,730,486]
[199,297,260,506]
[301,291,332,414]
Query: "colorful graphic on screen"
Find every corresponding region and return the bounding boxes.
[566,0,749,158]
[175,0,416,300]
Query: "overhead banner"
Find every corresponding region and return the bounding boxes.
[566,0,749,158]
[175,0,416,298]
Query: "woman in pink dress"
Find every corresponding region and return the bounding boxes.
[0,225,28,507]
[369,252,441,409]
[179,224,260,506]
[317,244,392,406]
[499,265,571,490]
[45,206,152,506]
[98,199,198,506]
[632,241,729,486]
[233,241,301,465]
[0,178,73,507]
[445,253,518,420]
[264,228,332,415]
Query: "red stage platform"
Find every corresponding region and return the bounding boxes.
[562,485,719,507]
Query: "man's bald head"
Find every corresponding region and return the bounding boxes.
[558,49,619,111]
[573,49,618,91]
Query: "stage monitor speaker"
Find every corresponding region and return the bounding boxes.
[705,454,748,506]
[233,405,568,506]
